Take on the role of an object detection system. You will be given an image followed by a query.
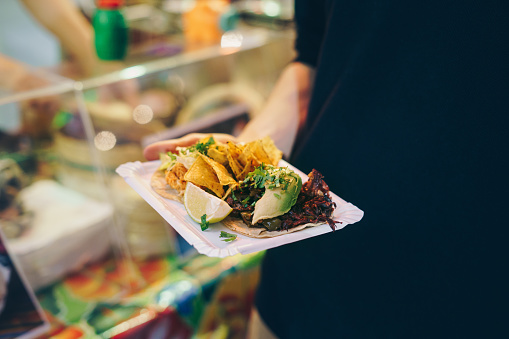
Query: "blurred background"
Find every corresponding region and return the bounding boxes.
[0,0,295,338]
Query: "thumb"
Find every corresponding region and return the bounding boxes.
[143,133,237,160]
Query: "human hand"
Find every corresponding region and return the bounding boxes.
[143,133,237,160]
[11,70,61,138]
[12,71,60,113]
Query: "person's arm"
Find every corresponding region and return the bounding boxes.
[0,55,28,90]
[144,0,323,160]
[237,61,315,156]
[20,0,96,78]
[143,62,315,160]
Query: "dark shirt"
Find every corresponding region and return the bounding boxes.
[255,1,509,338]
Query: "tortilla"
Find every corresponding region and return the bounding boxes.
[222,216,323,238]
[150,170,183,202]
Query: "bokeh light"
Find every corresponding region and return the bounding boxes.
[263,1,281,17]
[133,104,154,124]
[94,131,116,151]
[221,31,243,48]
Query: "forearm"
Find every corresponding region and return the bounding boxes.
[21,0,96,77]
[0,55,29,90]
[238,62,315,156]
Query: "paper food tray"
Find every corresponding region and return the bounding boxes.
[116,160,364,258]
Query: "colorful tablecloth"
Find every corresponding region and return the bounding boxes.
[36,251,264,339]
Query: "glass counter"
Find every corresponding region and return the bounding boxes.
[1,22,295,338]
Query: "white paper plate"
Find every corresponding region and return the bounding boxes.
[116,160,364,258]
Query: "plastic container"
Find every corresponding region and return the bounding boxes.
[93,0,128,60]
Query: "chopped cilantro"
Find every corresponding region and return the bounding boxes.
[220,231,237,242]
[194,137,215,155]
[200,214,209,231]
[243,164,294,190]
[186,137,215,156]
[274,193,281,199]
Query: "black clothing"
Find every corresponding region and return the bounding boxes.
[255,1,508,338]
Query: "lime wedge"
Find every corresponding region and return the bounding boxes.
[184,182,233,224]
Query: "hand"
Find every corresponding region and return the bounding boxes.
[12,71,60,113]
[143,133,237,160]
[11,70,61,138]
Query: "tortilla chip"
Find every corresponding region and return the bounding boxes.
[226,142,245,178]
[238,147,255,166]
[238,159,256,181]
[222,216,323,238]
[228,141,265,181]
[199,155,237,188]
[184,156,225,197]
[150,170,183,202]
[245,140,272,166]
[260,136,283,165]
[207,144,229,167]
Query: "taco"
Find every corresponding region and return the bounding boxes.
[150,136,282,200]
[223,166,338,238]
[150,136,338,238]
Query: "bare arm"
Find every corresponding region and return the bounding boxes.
[143,62,315,160]
[0,55,28,89]
[20,0,96,77]
[237,61,315,156]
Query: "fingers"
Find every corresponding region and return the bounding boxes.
[143,134,201,160]
[143,133,238,160]
[209,133,238,144]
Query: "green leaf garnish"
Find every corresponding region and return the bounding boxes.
[241,197,250,206]
[190,137,215,156]
[220,231,237,242]
[200,214,209,231]
[274,193,281,199]
[242,164,294,190]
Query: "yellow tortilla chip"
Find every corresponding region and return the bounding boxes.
[226,142,245,179]
[238,147,254,166]
[238,159,256,181]
[260,136,283,165]
[199,155,237,188]
[242,137,282,166]
[227,153,242,180]
[245,140,272,166]
[227,142,260,181]
[184,156,224,197]
[207,144,229,167]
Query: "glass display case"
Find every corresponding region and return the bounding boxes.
[1,8,295,335]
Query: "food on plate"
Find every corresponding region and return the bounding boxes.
[223,167,338,238]
[150,136,338,238]
[151,136,281,200]
[183,182,232,225]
